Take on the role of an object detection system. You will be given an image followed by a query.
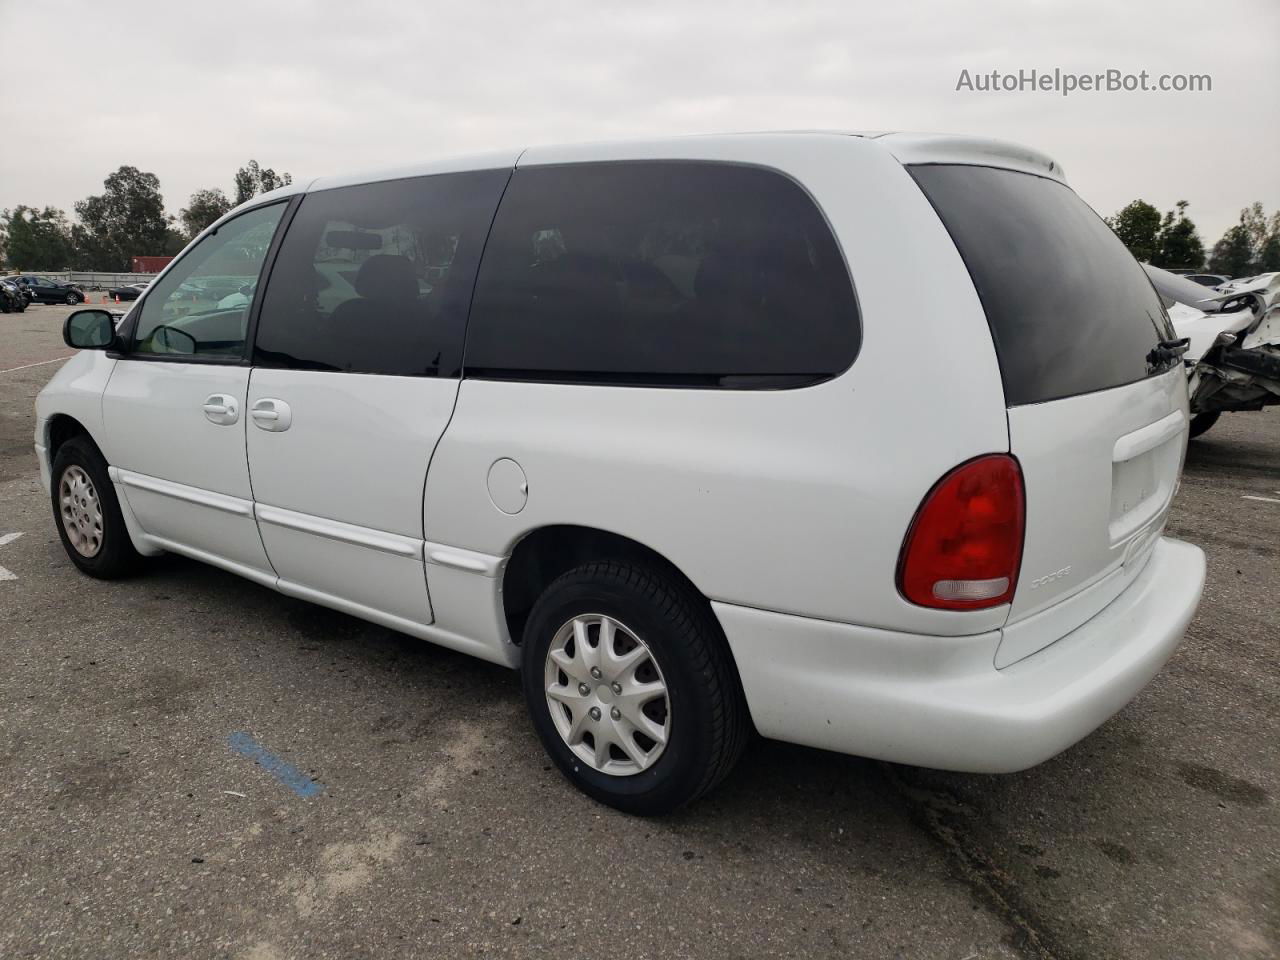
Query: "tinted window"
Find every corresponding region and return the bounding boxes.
[132,202,286,359]
[910,165,1174,406]
[254,170,509,377]
[465,161,859,386]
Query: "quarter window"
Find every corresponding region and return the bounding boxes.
[253,170,509,377]
[131,202,286,359]
[465,161,860,387]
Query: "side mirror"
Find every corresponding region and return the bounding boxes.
[152,326,197,354]
[63,309,117,350]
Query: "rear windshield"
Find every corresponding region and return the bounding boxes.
[910,165,1174,406]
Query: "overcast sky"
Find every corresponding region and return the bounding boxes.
[2,0,1277,246]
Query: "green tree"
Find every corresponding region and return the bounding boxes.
[1239,202,1274,260]
[0,205,75,270]
[1106,200,1162,262]
[164,226,189,256]
[72,166,171,271]
[1208,223,1255,278]
[1152,201,1205,270]
[1258,231,1280,273]
[1208,204,1280,277]
[233,159,292,205]
[179,187,233,238]
[257,166,290,194]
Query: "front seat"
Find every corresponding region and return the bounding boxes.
[328,254,426,373]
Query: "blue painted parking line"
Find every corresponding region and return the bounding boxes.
[227,732,323,798]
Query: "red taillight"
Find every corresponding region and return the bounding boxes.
[897,454,1025,610]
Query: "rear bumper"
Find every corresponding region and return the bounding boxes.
[714,536,1205,773]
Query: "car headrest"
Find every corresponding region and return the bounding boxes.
[354,254,418,302]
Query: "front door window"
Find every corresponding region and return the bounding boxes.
[131,203,287,359]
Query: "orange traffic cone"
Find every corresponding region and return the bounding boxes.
[114,294,121,303]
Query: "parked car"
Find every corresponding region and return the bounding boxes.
[37,133,1206,814]
[108,282,149,302]
[1184,273,1231,288]
[2,277,34,307]
[1215,272,1279,299]
[0,278,28,313]
[8,275,85,304]
[1144,264,1280,437]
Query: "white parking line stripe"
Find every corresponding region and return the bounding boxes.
[0,355,74,374]
[1241,495,1280,504]
[0,531,21,582]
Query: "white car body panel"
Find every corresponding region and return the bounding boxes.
[1217,272,1279,300]
[428,134,1011,638]
[34,350,116,494]
[100,361,274,576]
[721,536,1203,771]
[1000,369,1189,666]
[245,368,456,629]
[1167,301,1241,363]
[34,131,1206,771]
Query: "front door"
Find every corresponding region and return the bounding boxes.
[244,168,510,627]
[31,277,59,303]
[100,201,290,583]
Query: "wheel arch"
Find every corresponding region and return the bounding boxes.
[45,413,100,468]
[501,524,723,649]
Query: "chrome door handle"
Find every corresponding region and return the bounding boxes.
[251,398,292,432]
[202,394,239,425]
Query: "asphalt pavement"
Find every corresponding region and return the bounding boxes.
[1,303,1276,959]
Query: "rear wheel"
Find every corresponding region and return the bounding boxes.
[1189,412,1220,439]
[521,560,748,815]
[50,436,142,578]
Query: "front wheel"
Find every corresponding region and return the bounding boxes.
[50,436,142,578]
[65,291,82,305]
[521,560,749,815]
[1189,411,1220,438]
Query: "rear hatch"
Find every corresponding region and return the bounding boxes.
[911,164,1189,667]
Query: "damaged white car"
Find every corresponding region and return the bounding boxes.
[1144,265,1280,437]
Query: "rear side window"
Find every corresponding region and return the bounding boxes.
[254,169,509,377]
[465,161,859,387]
[910,165,1174,406]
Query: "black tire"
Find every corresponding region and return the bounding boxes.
[50,435,142,579]
[1189,412,1220,439]
[521,560,749,815]
[65,292,81,305]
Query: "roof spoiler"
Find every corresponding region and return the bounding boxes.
[876,133,1066,184]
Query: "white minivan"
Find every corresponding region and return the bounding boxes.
[37,133,1206,814]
